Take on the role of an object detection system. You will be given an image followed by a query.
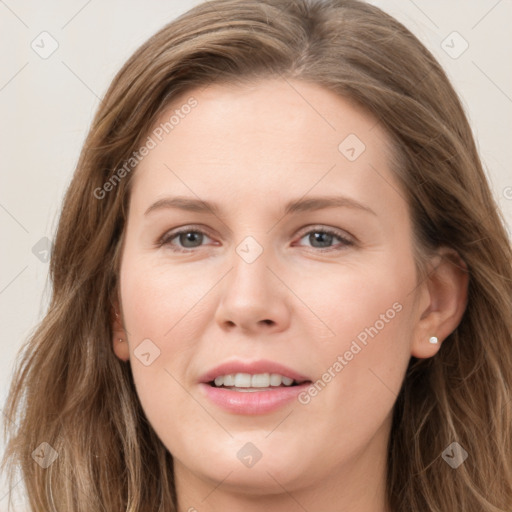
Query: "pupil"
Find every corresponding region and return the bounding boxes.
[310,232,332,248]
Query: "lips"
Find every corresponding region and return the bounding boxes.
[199,381,312,414]
[198,359,311,385]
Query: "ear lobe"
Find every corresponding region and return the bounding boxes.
[411,248,469,359]
[111,302,130,362]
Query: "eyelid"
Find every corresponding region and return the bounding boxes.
[293,226,355,252]
[295,224,355,244]
[157,224,215,247]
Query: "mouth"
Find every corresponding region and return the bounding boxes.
[207,372,311,392]
[198,361,313,414]
[198,359,313,413]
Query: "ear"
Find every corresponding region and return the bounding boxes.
[411,247,469,359]
[111,299,130,361]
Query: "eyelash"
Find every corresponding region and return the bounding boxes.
[157,225,355,253]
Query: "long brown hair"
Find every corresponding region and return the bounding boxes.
[2,0,511,510]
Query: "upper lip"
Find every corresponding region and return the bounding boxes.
[199,359,311,384]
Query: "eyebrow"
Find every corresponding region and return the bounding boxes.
[144,195,377,217]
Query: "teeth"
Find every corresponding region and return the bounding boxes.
[212,373,295,388]
[269,373,282,386]
[223,374,235,386]
[234,373,252,387]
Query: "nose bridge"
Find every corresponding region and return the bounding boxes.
[214,233,290,331]
[229,234,275,304]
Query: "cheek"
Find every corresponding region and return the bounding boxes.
[300,250,416,428]
[120,252,213,345]
[118,254,211,424]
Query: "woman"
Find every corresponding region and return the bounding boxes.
[2,0,511,510]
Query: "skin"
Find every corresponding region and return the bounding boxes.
[112,78,468,512]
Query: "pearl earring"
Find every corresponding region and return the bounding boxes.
[118,338,124,343]
[429,336,438,344]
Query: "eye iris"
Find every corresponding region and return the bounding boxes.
[179,231,203,248]
[310,231,333,248]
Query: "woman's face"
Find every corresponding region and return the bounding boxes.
[114,79,438,504]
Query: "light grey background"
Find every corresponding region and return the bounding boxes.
[1,0,511,508]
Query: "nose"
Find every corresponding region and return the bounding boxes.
[214,244,291,335]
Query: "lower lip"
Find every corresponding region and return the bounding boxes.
[199,382,311,415]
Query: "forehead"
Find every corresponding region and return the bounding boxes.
[129,78,403,215]
[143,78,391,155]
